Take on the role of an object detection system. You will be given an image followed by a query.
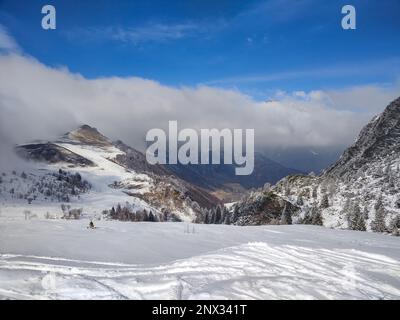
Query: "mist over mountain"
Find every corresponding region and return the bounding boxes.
[262,146,345,174]
[12,123,303,204]
[1,53,399,176]
[223,97,400,234]
[167,151,301,192]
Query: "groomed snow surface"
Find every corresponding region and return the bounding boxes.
[0,214,399,300]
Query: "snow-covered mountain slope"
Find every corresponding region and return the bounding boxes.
[0,219,399,300]
[229,97,400,234]
[4,125,219,222]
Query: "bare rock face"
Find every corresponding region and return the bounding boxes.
[112,140,170,177]
[16,143,94,167]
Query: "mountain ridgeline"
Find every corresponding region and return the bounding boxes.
[11,97,400,233]
[210,97,400,234]
[14,125,221,222]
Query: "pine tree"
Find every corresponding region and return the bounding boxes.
[280,204,292,225]
[312,187,318,199]
[300,207,313,224]
[362,206,369,220]
[384,164,391,177]
[327,180,337,197]
[110,206,116,219]
[215,205,222,224]
[197,208,207,224]
[232,205,239,223]
[296,196,304,206]
[142,209,149,221]
[389,216,400,236]
[320,194,329,209]
[348,201,366,231]
[371,197,387,232]
[210,209,216,224]
[284,182,290,196]
[220,208,225,224]
[221,206,229,224]
[311,207,323,226]
[116,204,122,215]
[204,209,210,224]
[224,212,231,225]
[396,197,400,209]
[263,183,271,191]
[342,198,351,217]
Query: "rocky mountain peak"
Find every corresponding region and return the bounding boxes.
[325,96,400,178]
[229,97,400,233]
[65,124,112,147]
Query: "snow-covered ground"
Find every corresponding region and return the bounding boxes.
[0,214,399,300]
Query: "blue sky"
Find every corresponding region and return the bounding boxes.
[0,0,399,99]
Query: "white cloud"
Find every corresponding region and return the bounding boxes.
[0,52,399,165]
[0,25,19,53]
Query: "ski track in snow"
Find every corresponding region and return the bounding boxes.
[0,221,399,300]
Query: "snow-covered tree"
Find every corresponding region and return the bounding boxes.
[300,207,313,224]
[311,207,323,226]
[232,205,239,223]
[395,197,400,209]
[284,182,290,196]
[342,197,351,217]
[148,211,156,222]
[312,186,318,199]
[320,194,329,209]
[215,205,222,224]
[348,201,366,231]
[280,204,292,225]
[296,196,304,206]
[363,206,369,220]
[263,183,271,192]
[389,216,400,236]
[224,212,231,225]
[371,197,387,232]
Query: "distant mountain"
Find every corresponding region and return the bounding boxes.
[167,152,302,201]
[13,125,220,222]
[12,125,300,208]
[222,97,400,233]
[262,146,345,174]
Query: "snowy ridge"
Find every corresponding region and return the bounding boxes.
[5,125,219,222]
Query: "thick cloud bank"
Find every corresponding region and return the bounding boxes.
[0,52,399,169]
